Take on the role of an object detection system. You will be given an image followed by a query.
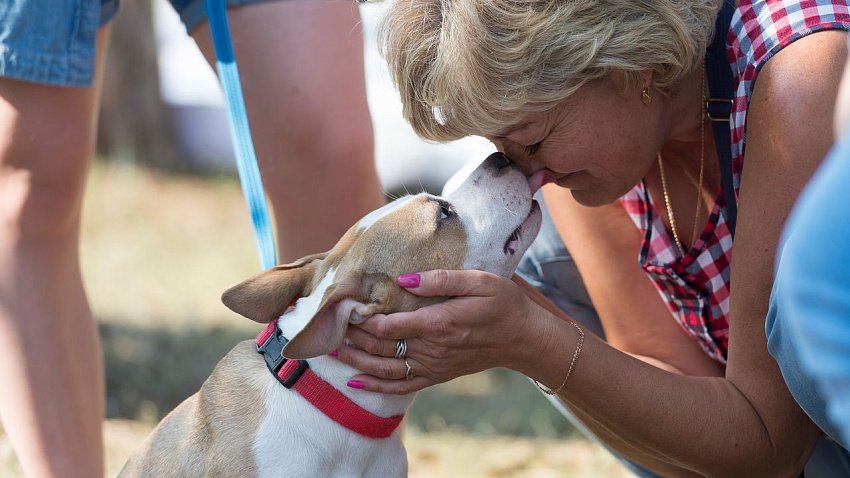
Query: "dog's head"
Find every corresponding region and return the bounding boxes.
[222,153,543,359]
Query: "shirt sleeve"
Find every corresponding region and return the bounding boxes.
[777,134,850,449]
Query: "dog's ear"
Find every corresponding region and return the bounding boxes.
[282,273,395,359]
[221,252,327,323]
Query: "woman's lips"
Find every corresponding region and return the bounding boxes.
[527,169,556,194]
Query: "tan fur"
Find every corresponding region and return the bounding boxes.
[221,253,327,323]
[120,341,266,477]
[328,195,467,312]
[283,197,467,358]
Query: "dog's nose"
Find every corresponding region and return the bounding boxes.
[485,152,512,171]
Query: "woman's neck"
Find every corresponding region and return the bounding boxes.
[656,65,720,189]
[665,66,707,147]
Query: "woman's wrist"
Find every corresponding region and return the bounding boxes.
[507,302,583,391]
[534,321,585,395]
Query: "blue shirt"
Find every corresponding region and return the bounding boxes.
[777,133,850,448]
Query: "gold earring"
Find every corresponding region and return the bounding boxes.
[641,87,652,106]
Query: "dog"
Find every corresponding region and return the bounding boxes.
[120,152,546,477]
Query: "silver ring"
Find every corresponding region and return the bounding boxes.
[404,359,414,381]
[395,339,407,359]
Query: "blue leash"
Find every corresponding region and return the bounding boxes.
[205,0,278,270]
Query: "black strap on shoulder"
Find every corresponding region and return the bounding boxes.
[705,0,738,238]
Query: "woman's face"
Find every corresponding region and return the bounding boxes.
[486,74,668,206]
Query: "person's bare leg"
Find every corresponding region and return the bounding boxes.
[0,28,110,478]
[193,0,383,262]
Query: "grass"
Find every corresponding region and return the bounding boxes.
[0,161,629,477]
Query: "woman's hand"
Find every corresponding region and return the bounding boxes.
[335,269,546,394]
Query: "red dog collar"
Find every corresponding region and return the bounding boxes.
[256,320,404,439]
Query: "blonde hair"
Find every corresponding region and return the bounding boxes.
[380,0,722,142]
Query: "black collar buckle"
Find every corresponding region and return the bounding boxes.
[256,324,309,389]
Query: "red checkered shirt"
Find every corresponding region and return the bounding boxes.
[619,0,850,364]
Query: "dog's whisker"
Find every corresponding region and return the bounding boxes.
[383,188,399,201]
[503,205,521,217]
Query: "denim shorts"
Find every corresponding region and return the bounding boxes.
[0,0,274,87]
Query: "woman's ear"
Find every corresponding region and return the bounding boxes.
[638,68,654,88]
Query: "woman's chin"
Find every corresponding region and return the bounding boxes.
[552,173,630,207]
[568,188,621,207]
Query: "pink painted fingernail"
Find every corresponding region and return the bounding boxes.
[328,351,338,358]
[347,380,365,389]
[398,273,420,288]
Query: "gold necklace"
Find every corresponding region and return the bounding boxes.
[657,64,706,256]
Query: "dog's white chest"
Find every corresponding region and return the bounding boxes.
[253,376,408,478]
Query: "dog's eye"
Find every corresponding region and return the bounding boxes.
[437,200,454,223]
[440,205,451,220]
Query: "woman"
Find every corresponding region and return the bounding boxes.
[336,0,850,475]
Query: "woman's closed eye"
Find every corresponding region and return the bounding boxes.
[524,141,543,156]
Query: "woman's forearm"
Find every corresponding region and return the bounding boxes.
[511,307,813,477]
[514,282,702,475]
[562,397,704,476]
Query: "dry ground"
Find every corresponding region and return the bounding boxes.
[0,419,629,477]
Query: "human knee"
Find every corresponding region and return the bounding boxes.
[258,121,376,201]
[274,107,374,167]
[0,131,92,240]
[0,76,101,239]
